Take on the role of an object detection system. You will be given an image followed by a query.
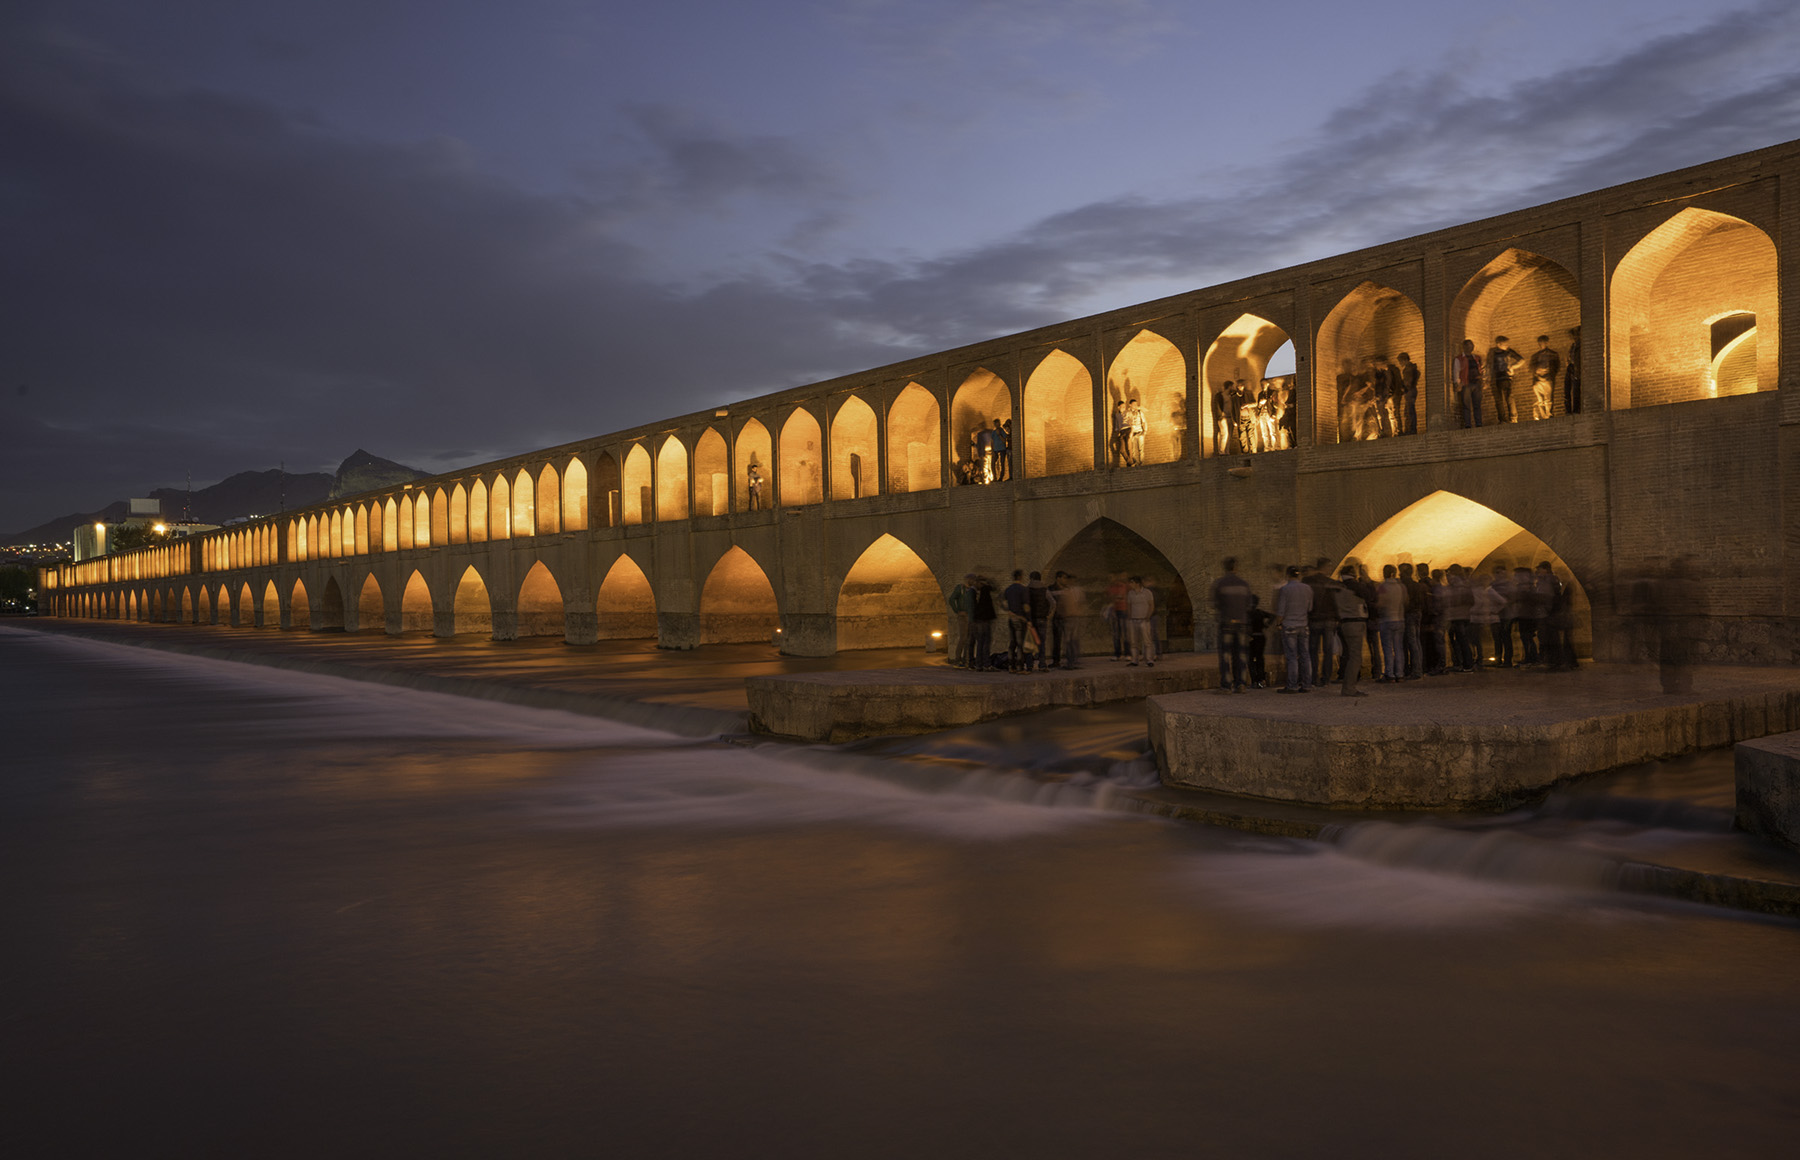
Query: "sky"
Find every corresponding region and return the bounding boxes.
[5,0,1799,531]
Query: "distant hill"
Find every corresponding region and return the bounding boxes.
[3,450,426,545]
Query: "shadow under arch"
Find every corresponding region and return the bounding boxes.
[1045,517,1194,653]
[356,574,385,631]
[836,533,941,650]
[1450,248,1579,422]
[700,546,780,644]
[1202,314,1295,456]
[453,566,492,637]
[517,561,566,638]
[400,571,434,634]
[1611,207,1779,408]
[1315,282,1423,444]
[596,554,657,640]
[316,575,346,630]
[1337,490,1591,656]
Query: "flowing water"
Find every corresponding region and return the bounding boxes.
[4,626,1799,1158]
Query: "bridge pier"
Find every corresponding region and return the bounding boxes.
[491,608,520,641]
[779,612,836,658]
[657,612,701,650]
[565,607,598,646]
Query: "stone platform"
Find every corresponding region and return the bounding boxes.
[1150,665,1800,810]
[1736,732,1800,853]
[748,654,1215,742]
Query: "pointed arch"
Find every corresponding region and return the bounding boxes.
[316,576,345,630]
[1045,518,1195,653]
[429,488,448,546]
[886,383,941,493]
[1315,282,1424,444]
[355,505,370,554]
[734,420,773,512]
[622,444,652,525]
[1611,208,1778,408]
[261,580,280,627]
[517,561,566,638]
[1023,350,1094,477]
[382,498,398,552]
[593,452,621,527]
[490,473,512,540]
[1450,248,1578,423]
[450,484,469,544]
[357,574,385,631]
[536,464,561,534]
[397,495,415,550]
[657,436,690,521]
[951,368,1010,484]
[341,507,356,556]
[400,571,434,634]
[239,582,254,626]
[1106,330,1187,466]
[830,395,879,500]
[307,515,321,559]
[178,587,191,621]
[596,554,657,639]
[562,457,589,531]
[779,408,824,507]
[290,578,311,629]
[452,566,493,636]
[512,468,536,537]
[1202,314,1295,456]
[469,479,489,542]
[700,546,781,644]
[694,428,729,517]
[836,534,943,649]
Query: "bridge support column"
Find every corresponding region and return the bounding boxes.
[277,600,292,630]
[779,612,837,657]
[433,609,455,638]
[342,602,361,634]
[491,608,520,641]
[657,612,700,650]
[565,607,598,645]
[385,606,404,635]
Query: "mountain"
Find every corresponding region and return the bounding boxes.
[2,450,425,545]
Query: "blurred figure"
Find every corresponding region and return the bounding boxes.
[1488,335,1523,423]
[1213,557,1254,693]
[1455,339,1484,428]
[1564,326,1582,414]
[1395,352,1420,435]
[1529,335,1560,421]
[1125,575,1156,667]
[1650,558,1703,693]
[1274,566,1314,693]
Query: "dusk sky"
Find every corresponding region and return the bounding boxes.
[5,0,1798,532]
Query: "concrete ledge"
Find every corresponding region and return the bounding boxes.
[1736,732,1800,853]
[1149,667,1800,810]
[748,655,1215,742]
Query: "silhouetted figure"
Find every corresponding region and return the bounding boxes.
[1529,335,1561,421]
[747,462,764,511]
[1488,336,1523,423]
[1565,327,1582,414]
[1395,352,1420,435]
[1650,559,1703,694]
[1454,339,1484,428]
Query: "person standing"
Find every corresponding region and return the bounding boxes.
[1304,558,1340,689]
[1054,574,1088,669]
[1213,381,1235,455]
[1212,558,1254,693]
[1110,400,1130,467]
[1125,575,1156,667]
[747,462,764,511]
[1564,327,1582,415]
[1471,569,1506,668]
[1047,571,1067,667]
[1399,562,1426,679]
[1334,566,1373,697]
[969,576,998,671]
[1488,336,1523,423]
[1105,572,1130,661]
[1247,595,1272,688]
[1376,565,1406,682]
[1027,571,1051,672]
[1274,566,1314,693]
[1447,566,1475,671]
[946,573,974,667]
[1003,569,1031,672]
[1395,353,1420,435]
[1127,398,1148,465]
[1454,340,1484,428]
[1493,565,1516,667]
[1529,335,1561,421]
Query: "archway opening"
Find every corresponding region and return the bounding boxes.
[1106,330,1187,467]
[1338,490,1592,657]
[179,588,192,621]
[357,574,385,631]
[1045,518,1195,654]
[400,571,434,634]
[779,409,823,507]
[596,555,657,639]
[887,383,941,493]
[1450,249,1579,423]
[1315,283,1424,443]
[562,457,589,530]
[261,581,280,627]
[1611,208,1778,408]
[734,420,773,512]
[453,566,493,636]
[830,395,879,500]
[511,468,535,538]
[517,562,566,638]
[700,547,780,644]
[469,479,489,542]
[622,444,652,525]
[657,437,690,521]
[593,452,621,527]
[450,484,469,544]
[239,583,254,626]
[951,369,1011,485]
[290,579,312,629]
[489,474,511,540]
[1202,314,1296,456]
[836,534,941,650]
[316,576,345,630]
[694,428,729,517]
[1024,350,1094,477]
[536,463,561,534]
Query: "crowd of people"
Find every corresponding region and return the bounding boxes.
[944,570,1166,673]
[1213,376,1296,455]
[1452,329,1581,428]
[1210,555,1579,696]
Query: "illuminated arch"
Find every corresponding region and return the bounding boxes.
[1450,249,1578,423]
[177,586,190,621]
[512,468,535,538]
[355,505,370,554]
[316,575,345,630]
[561,457,589,531]
[429,488,448,546]
[699,546,780,644]
[396,495,414,550]
[657,436,690,521]
[239,582,254,626]
[1045,518,1195,652]
[1315,282,1424,444]
[779,408,824,507]
[536,463,561,534]
[489,473,511,540]
[290,578,312,629]
[1024,350,1094,477]
[469,478,489,542]
[450,484,469,544]
[734,420,773,513]
[517,561,566,638]
[1611,208,1778,407]
[596,554,657,639]
[886,383,941,493]
[306,515,320,559]
[694,428,729,517]
[829,395,879,500]
[261,580,280,627]
[835,534,942,650]
[357,574,385,631]
[1202,314,1294,455]
[951,369,1011,483]
[452,566,493,636]
[400,571,434,634]
[1106,330,1187,465]
[341,507,356,556]
[1338,490,1591,655]
[622,444,652,525]
[382,498,398,551]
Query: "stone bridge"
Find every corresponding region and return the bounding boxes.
[40,140,1800,664]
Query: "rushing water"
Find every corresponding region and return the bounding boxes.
[4,626,1799,1158]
